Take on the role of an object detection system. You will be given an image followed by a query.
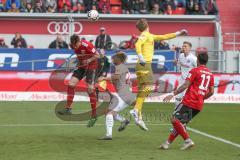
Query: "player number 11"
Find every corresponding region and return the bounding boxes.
[199,74,210,91]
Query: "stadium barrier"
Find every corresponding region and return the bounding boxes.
[0,48,237,103]
[0,48,226,72]
[0,71,239,103]
[0,48,175,71]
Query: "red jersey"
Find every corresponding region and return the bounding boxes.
[74,40,98,70]
[182,65,214,111]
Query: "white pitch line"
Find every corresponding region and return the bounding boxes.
[1,123,240,149]
[0,123,170,127]
[188,127,240,149]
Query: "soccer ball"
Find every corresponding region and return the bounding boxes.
[87,10,99,21]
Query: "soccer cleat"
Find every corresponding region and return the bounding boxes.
[118,119,130,132]
[159,141,170,150]
[180,139,195,150]
[57,108,72,115]
[136,119,149,131]
[98,136,112,140]
[129,109,139,123]
[87,117,97,128]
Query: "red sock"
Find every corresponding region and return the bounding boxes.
[168,128,179,143]
[88,92,97,117]
[172,119,189,140]
[66,85,75,108]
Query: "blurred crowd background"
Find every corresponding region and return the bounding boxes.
[0,0,218,15]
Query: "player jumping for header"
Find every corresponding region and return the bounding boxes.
[58,34,102,128]
[130,18,188,131]
[160,52,214,150]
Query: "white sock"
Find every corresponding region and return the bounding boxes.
[114,114,126,123]
[106,114,114,137]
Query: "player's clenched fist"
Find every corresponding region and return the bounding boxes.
[176,29,188,36]
[163,94,174,103]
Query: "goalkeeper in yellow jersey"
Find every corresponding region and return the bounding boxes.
[130,19,188,131]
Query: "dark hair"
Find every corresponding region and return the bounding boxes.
[197,52,208,65]
[70,34,80,45]
[183,41,192,48]
[136,19,148,32]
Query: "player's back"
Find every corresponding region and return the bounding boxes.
[74,39,98,69]
[113,63,131,94]
[75,40,95,58]
[182,65,214,111]
[136,31,154,62]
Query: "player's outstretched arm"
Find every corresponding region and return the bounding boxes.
[153,29,188,41]
[174,80,190,95]
[204,86,214,100]
[163,80,190,103]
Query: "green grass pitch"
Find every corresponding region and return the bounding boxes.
[0,101,239,160]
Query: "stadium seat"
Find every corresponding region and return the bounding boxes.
[173,7,186,15]
[111,6,122,14]
[110,0,122,5]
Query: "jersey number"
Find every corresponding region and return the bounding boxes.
[199,74,210,91]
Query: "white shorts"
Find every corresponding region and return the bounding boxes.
[109,92,135,112]
[175,77,186,100]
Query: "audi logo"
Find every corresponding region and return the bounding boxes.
[47,21,83,35]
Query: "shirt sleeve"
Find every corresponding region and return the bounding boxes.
[135,33,147,55]
[186,69,196,84]
[153,33,176,41]
[86,42,97,54]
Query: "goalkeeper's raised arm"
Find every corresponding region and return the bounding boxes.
[135,19,188,64]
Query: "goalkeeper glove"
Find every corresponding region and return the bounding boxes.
[175,29,188,36]
[138,54,146,66]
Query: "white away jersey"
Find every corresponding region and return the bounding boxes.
[178,53,197,80]
[113,63,131,93]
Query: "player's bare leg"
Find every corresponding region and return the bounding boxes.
[58,76,79,115]
[86,83,98,127]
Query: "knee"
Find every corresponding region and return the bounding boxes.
[175,97,182,102]
[144,84,153,92]
[68,81,77,88]
[107,111,115,116]
[171,117,176,124]
[87,85,94,94]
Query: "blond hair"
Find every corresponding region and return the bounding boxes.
[112,51,127,63]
